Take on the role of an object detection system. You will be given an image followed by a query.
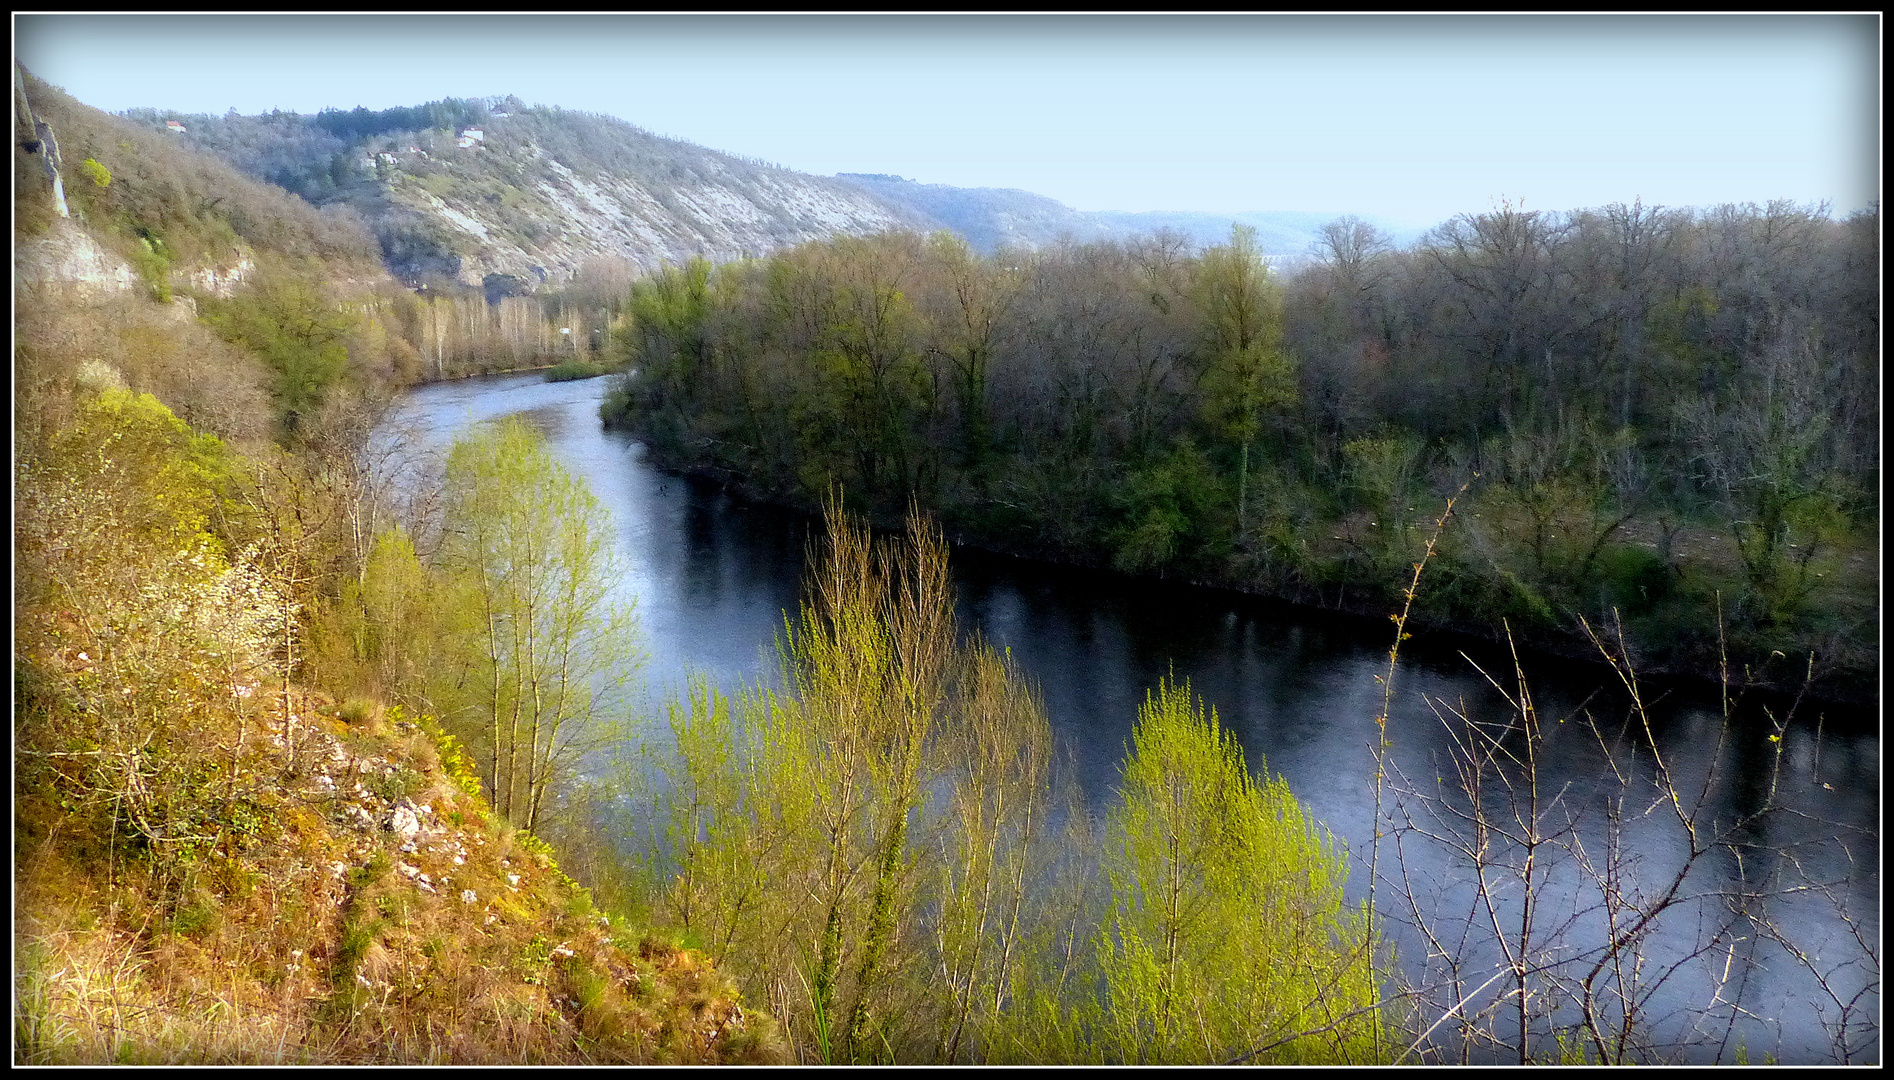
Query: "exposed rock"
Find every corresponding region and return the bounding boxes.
[14,218,139,297]
[388,802,421,840]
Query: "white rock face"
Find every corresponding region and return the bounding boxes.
[14,218,138,296]
[382,138,927,287]
[182,256,255,298]
[16,219,256,300]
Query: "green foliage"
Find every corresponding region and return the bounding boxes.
[1096,680,1379,1064]
[432,417,640,831]
[626,257,714,399]
[78,157,112,187]
[633,507,1385,1064]
[23,74,380,271]
[412,708,484,803]
[543,358,618,382]
[199,272,358,436]
[637,507,1062,1063]
[1111,442,1227,574]
[604,201,1875,695]
[14,382,302,916]
[130,232,174,302]
[1593,544,1674,617]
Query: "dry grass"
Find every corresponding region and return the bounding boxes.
[14,684,785,1065]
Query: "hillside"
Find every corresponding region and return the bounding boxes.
[15,74,788,1064]
[11,311,786,1067]
[110,92,1408,287]
[15,75,387,303]
[132,98,935,288]
[831,172,1120,253]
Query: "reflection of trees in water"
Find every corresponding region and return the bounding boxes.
[380,374,1878,1063]
[1376,631,1877,1064]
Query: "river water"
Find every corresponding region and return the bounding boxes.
[373,371,1879,1064]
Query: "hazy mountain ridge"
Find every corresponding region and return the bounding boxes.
[832,173,1427,263]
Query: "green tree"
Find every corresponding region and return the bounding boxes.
[627,256,713,401]
[643,504,1054,1063]
[1194,225,1295,541]
[1098,679,1378,1064]
[433,417,639,830]
[200,273,357,436]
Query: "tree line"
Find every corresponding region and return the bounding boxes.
[604,202,1878,695]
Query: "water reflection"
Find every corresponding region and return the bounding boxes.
[376,372,1878,1063]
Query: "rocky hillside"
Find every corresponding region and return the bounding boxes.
[110,92,1412,289]
[15,74,387,304]
[133,98,934,289]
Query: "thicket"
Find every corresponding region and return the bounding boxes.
[317,418,641,832]
[13,362,773,1063]
[622,505,1380,1064]
[604,205,1878,696]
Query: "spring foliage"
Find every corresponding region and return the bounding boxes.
[1100,681,1378,1063]
[429,417,640,831]
[633,504,1379,1063]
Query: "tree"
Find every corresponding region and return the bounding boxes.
[433,417,638,830]
[920,231,1023,484]
[1683,321,1849,627]
[199,272,357,437]
[1194,225,1294,541]
[1098,679,1378,1063]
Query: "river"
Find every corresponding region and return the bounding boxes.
[372,371,1878,1064]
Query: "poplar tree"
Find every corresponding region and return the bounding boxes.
[434,417,638,830]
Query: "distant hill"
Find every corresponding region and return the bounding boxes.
[133,99,935,288]
[102,92,1425,290]
[830,173,1118,253]
[833,174,1427,264]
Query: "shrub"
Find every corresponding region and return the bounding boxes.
[1096,679,1380,1064]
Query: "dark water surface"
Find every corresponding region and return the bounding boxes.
[375,372,1879,1063]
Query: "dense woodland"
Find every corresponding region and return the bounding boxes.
[605,205,1879,697]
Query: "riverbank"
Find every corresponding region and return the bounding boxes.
[382,369,1878,1064]
[622,438,1877,711]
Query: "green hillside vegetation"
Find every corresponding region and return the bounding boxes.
[13,99,783,1062]
[18,76,381,290]
[622,506,1379,1064]
[603,211,1878,700]
[12,367,781,1064]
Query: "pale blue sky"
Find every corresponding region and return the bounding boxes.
[13,14,1880,227]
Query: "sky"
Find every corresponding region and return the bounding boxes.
[13,13,1880,228]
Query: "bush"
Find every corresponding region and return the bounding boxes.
[1096,679,1379,1063]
